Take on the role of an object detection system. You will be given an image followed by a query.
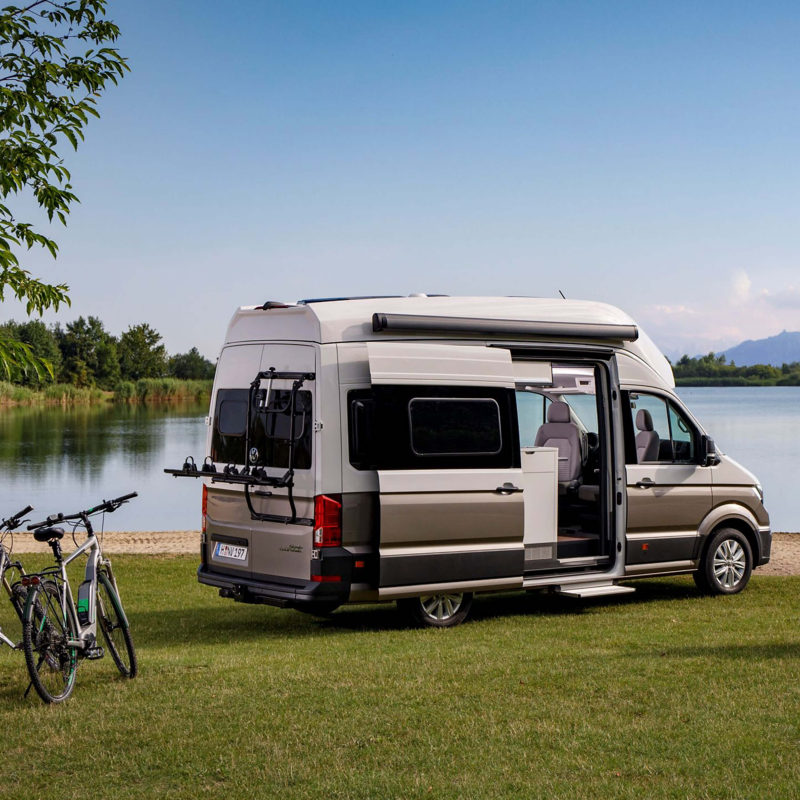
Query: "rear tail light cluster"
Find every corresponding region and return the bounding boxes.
[201,484,208,534]
[313,494,342,547]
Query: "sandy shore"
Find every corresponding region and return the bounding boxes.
[9,531,800,575]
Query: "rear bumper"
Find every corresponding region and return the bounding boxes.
[197,565,350,608]
[757,526,772,566]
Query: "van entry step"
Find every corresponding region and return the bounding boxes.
[556,583,636,599]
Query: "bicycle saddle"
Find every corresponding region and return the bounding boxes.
[32,526,65,543]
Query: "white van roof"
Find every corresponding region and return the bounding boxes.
[224,296,673,387]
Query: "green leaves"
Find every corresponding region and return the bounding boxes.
[0,1,127,377]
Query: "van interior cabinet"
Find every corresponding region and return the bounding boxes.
[520,447,558,564]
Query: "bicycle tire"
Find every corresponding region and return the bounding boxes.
[22,580,78,704]
[97,572,137,679]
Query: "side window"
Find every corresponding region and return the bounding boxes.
[348,386,518,471]
[668,403,696,462]
[627,392,697,464]
[409,398,502,456]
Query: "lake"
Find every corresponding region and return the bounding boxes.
[0,387,796,531]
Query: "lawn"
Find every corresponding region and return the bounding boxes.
[1,556,798,799]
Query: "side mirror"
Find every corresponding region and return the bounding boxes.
[701,435,720,467]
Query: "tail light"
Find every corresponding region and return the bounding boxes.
[313,494,342,547]
[202,484,208,534]
[20,576,40,587]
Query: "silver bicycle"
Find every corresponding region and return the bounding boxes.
[0,505,35,652]
[21,492,138,704]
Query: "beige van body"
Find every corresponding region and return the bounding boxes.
[191,297,770,623]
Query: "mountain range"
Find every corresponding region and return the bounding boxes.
[711,330,800,366]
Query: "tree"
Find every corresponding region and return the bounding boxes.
[168,347,216,380]
[0,318,61,383]
[118,323,167,381]
[55,314,118,387]
[0,1,128,378]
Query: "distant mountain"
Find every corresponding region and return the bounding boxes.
[714,330,800,367]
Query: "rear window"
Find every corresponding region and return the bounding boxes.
[211,388,312,469]
[409,398,502,456]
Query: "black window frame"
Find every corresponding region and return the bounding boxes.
[348,384,520,471]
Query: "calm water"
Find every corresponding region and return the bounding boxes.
[0,387,797,531]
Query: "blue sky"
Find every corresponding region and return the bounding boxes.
[5,0,800,360]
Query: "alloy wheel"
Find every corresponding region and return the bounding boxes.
[419,593,464,621]
[713,539,747,589]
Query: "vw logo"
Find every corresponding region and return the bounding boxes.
[249,447,260,464]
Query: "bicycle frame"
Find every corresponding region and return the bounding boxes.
[0,547,19,650]
[46,533,121,653]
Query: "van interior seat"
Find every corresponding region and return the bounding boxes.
[635,408,660,463]
[534,400,584,493]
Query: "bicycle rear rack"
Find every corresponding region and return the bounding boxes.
[164,369,316,524]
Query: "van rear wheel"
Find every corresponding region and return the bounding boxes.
[398,592,473,628]
[694,528,753,595]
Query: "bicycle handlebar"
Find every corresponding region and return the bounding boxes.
[27,492,138,530]
[0,505,33,530]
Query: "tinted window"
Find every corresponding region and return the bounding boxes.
[409,398,502,456]
[211,388,312,469]
[348,385,519,471]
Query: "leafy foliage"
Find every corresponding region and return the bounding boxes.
[168,347,216,380]
[118,323,167,381]
[672,352,800,386]
[54,314,118,387]
[0,1,128,376]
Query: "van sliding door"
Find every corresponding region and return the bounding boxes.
[367,343,525,595]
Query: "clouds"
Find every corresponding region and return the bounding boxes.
[637,270,800,359]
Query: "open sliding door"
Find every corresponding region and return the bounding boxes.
[367,343,525,596]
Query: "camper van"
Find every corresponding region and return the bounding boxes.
[167,296,771,627]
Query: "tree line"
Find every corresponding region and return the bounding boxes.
[671,353,800,386]
[0,317,215,389]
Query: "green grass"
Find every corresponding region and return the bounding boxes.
[0,381,105,405]
[113,378,212,402]
[1,558,798,799]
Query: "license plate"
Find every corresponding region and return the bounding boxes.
[214,542,248,561]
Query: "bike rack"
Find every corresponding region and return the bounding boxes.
[164,368,316,525]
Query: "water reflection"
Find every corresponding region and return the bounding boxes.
[0,401,208,531]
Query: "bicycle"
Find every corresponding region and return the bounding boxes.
[0,505,35,652]
[21,492,139,704]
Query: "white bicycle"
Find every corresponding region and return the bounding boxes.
[22,493,138,704]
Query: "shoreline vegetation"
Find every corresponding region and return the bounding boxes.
[0,377,212,406]
[0,316,216,405]
[672,353,800,387]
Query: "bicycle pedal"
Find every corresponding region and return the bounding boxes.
[85,646,105,660]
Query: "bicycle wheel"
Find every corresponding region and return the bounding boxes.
[97,572,137,678]
[22,580,78,704]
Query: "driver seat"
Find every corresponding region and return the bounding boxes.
[534,401,585,493]
[32,527,65,543]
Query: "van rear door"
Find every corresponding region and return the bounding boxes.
[206,343,317,583]
[366,343,525,594]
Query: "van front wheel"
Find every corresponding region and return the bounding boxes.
[694,528,753,595]
[398,592,473,628]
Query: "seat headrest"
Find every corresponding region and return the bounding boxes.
[636,408,654,432]
[547,401,571,424]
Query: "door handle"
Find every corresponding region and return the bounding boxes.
[495,483,523,495]
[635,478,656,489]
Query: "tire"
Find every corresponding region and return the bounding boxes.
[22,580,78,704]
[97,572,137,679]
[294,601,341,617]
[694,528,753,596]
[397,592,474,628]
